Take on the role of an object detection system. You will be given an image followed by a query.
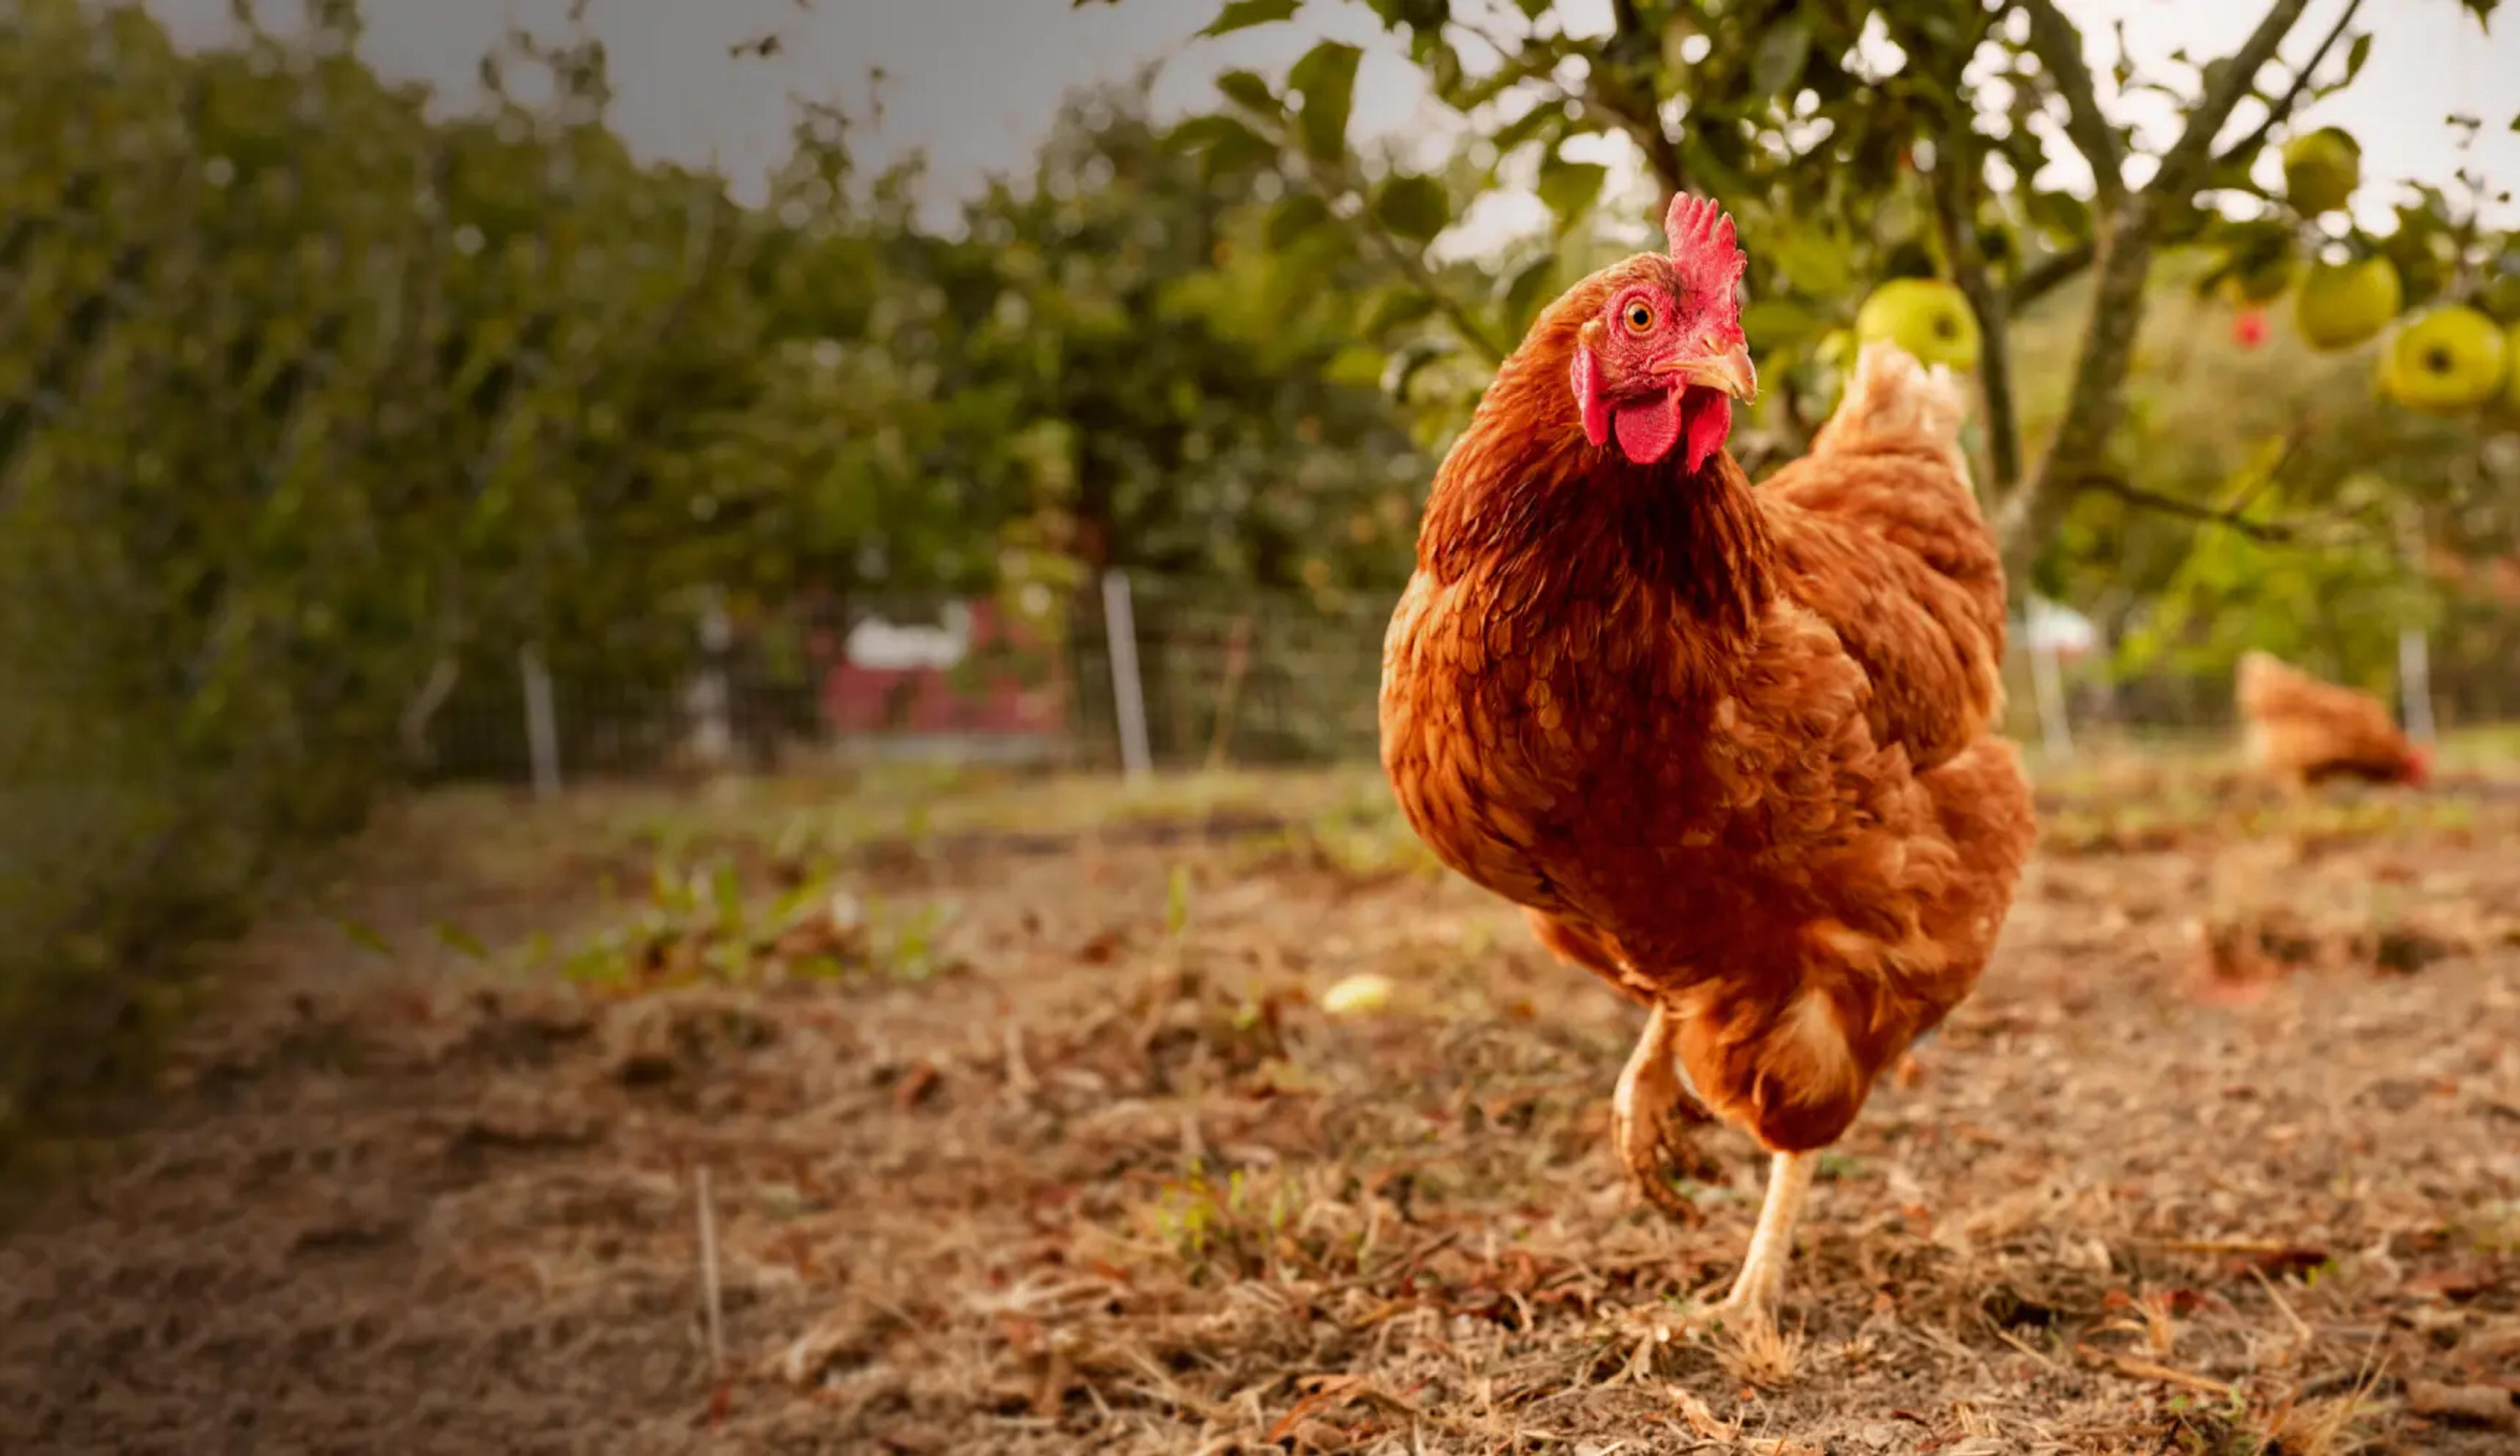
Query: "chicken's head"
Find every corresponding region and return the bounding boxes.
[1569,193,1758,471]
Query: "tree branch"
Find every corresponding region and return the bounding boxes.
[2017,0,2124,209]
[1285,143,1514,365]
[2202,0,2364,180]
[2147,0,2317,200]
[2009,241,2095,312]
[1448,8,1685,194]
[2074,473,2296,542]
[2000,0,2321,587]
[2007,16,2352,325]
[1589,6,1687,195]
[2219,421,2313,521]
[1365,226,1513,365]
[1925,122,2024,493]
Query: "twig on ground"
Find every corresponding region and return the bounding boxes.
[2076,1341,2234,1396]
[2248,1264,2317,1346]
[696,1165,726,1377]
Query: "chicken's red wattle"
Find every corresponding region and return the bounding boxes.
[1613,387,1683,465]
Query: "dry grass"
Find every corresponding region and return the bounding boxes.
[5,755,2519,1453]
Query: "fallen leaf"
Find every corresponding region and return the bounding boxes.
[2405,1379,2517,1428]
[2406,1269,2491,1300]
[894,1060,940,1110]
[1670,1388,1740,1439]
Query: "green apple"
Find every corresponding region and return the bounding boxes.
[1853,278,1981,371]
[2507,322,2520,411]
[2481,271,2520,325]
[2293,257,2402,352]
[2382,306,2509,416]
[2217,251,2299,306]
[2282,127,2361,216]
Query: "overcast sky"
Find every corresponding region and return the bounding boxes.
[153,0,2519,251]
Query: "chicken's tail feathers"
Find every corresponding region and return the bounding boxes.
[1814,339,1973,461]
[2235,649,2300,711]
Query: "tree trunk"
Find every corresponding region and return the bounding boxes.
[1995,195,2160,592]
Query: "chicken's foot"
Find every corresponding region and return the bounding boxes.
[1717,1149,1815,1325]
[1610,1003,1717,1220]
[1630,1150,1816,1347]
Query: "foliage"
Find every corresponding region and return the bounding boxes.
[0,2,1416,1154]
[1137,0,2517,587]
[2114,484,2429,691]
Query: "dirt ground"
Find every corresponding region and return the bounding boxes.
[3,762,2518,1455]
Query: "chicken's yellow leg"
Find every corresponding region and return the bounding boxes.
[1719,1150,1815,1321]
[1611,1003,1715,1218]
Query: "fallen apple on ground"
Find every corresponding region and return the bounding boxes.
[1320,972,1396,1017]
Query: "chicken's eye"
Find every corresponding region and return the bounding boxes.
[1621,300,1656,334]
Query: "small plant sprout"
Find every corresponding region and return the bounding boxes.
[1164,863,1192,938]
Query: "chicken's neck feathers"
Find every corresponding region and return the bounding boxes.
[1420,425,1776,645]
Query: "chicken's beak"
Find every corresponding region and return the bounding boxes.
[1672,343,1758,403]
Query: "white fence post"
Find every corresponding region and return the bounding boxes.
[690,585,734,772]
[1100,568,1153,783]
[520,644,561,799]
[2030,635,2074,760]
[2021,599,2075,760]
[2392,501,2437,744]
[2399,625,2435,743]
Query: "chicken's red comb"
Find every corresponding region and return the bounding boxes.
[1664,192,1747,310]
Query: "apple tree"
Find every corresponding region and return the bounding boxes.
[1092,0,2517,594]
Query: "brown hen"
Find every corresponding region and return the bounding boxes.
[1379,194,2037,1335]
[2235,650,2429,789]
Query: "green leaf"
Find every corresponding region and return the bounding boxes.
[1215,69,1279,115]
[1382,337,1456,401]
[1361,287,1440,338]
[1267,190,1335,249]
[1766,229,1853,299]
[1372,173,1450,243]
[1171,113,1269,156]
[1491,100,1569,158]
[2342,33,2372,84]
[1535,151,1607,234]
[338,919,392,957]
[433,921,489,961]
[1419,34,1465,98]
[1290,41,1362,163]
[1750,16,1814,98]
[1367,0,1452,28]
[1500,251,1558,331]
[1171,113,1276,182]
[1202,127,1278,182]
[1202,0,1303,38]
[2026,188,2094,245]
[1738,299,1825,352]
